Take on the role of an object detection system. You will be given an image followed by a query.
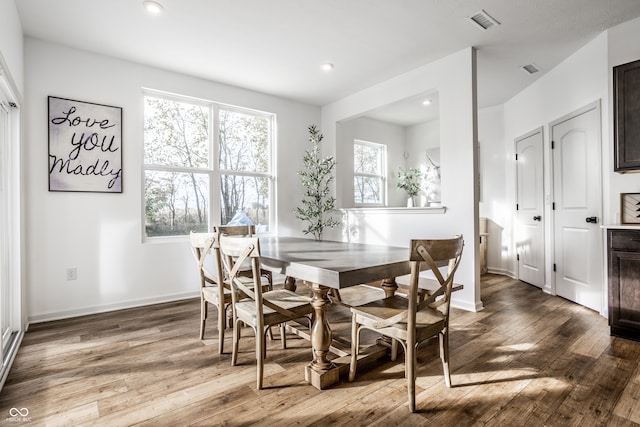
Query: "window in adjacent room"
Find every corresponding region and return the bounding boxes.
[143,91,275,239]
[353,139,386,206]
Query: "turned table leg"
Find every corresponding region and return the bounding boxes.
[381,277,398,297]
[284,276,296,292]
[304,283,339,389]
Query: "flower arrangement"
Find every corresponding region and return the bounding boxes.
[397,167,423,198]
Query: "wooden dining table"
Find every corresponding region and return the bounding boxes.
[258,236,412,390]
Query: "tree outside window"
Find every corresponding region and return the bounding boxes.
[354,140,386,205]
[143,93,274,238]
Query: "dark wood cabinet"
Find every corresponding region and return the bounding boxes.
[608,229,640,340]
[614,59,640,172]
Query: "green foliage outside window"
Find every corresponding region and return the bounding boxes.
[143,95,273,237]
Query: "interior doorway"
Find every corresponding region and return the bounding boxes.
[550,100,603,312]
[515,127,545,288]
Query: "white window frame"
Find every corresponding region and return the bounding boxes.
[0,67,23,391]
[353,139,387,206]
[142,89,276,241]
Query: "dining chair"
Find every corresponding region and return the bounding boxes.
[218,234,314,389]
[348,235,464,413]
[189,231,232,354]
[216,225,276,289]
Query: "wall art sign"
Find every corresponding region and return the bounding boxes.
[621,193,640,224]
[48,96,123,192]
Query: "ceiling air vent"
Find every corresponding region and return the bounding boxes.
[468,9,500,31]
[521,63,541,75]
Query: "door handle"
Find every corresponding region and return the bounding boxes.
[585,216,598,224]
[533,215,542,221]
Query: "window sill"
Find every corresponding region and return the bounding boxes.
[340,206,447,214]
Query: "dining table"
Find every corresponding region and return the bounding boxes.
[258,236,413,390]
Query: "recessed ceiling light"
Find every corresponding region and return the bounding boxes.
[422,99,432,106]
[321,63,334,71]
[143,1,164,14]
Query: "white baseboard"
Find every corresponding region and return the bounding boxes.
[451,299,484,312]
[486,267,516,278]
[28,291,199,325]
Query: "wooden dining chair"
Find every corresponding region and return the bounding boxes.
[218,234,314,389]
[348,235,464,413]
[216,225,276,289]
[189,231,232,354]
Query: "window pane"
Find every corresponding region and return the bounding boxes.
[144,97,209,168]
[220,174,270,232]
[219,109,270,173]
[354,143,381,174]
[145,170,209,237]
[354,176,382,204]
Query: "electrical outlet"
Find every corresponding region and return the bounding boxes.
[66,267,77,281]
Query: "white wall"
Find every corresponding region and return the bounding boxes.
[0,0,23,96]
[322,48,481,312]
[503,32,609,295]
[406,119,440,206]
[478,105,510,275]
[24,38,319,322]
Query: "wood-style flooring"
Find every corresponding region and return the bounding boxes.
[1,274,640,426]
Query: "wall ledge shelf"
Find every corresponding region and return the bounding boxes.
[601,224,640,230]
[340,206,447,215]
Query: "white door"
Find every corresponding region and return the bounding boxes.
[551,101,602,312]
[515,127,545,287]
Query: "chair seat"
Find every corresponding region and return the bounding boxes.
[201,285,231,303]
[235,289,313,326]
[351,295,445,340]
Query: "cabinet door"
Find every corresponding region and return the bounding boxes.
[614,59,640,172]
[609,249,640,339]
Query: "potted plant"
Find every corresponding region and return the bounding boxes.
[295,125,340,240]
[397,167,423,207]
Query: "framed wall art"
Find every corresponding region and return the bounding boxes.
[48,96,123,192]
[621,193,640,224]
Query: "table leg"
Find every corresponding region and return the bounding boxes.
[304,283,339,389]
[284,276,296,292]
[381,277,398,297]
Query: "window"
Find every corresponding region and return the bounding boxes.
[143,91,275,238]
[0,72,21,372]
[353,140,386,205]
[0,93,12,353]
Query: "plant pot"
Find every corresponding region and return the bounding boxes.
[407,197,414,208]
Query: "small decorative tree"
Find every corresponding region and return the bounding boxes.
[295,125,340,240]
[397,167,423,206]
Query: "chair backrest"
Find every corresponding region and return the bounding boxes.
[218,235,264,311]
[216,224,256,237]
[216,225,261,272]
[189,231,225,290]
[218,234,298,322]
[408,235,464,323]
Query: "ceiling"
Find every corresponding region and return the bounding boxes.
[15,0,640,113]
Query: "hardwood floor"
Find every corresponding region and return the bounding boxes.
[2,274,640,426]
